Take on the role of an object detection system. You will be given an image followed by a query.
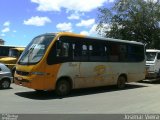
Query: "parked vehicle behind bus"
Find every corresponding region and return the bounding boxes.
[14,32,145,96]
[0,63,12,89]
[0,45,23,58]
[0,47,25,74]
[146,49,160,79]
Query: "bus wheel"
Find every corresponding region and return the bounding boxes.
[117,75,126,89]
[55,79,71,96]
[0,79,11,89]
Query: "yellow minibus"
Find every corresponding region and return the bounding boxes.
[14,32,145,96]
[0,47,25,74]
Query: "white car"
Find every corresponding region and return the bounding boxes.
[0,63,13,89]
[146,49,160,79]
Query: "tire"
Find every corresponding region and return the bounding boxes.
[117,75,126,89]
[55,79,71,96]
[0,79,11,89]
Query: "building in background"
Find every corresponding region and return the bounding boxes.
[0,39,5,45]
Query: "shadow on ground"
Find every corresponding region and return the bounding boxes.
[15,83,147,100]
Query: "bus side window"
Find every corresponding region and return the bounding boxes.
[119,44,127,62]
[109,43,119,62]
[73,43,82,61]
[56,41,69,57]
[72,44,75,60]
[82,45,88,56]
[89,44,99,61]
[73,43,88,61]
[128,45,144,62]
[102,45,108,61]
[56,41,61,57]
[89,43,107,62]
[81,44,88,61]
[47,41,70,64]
[60,42,69,57]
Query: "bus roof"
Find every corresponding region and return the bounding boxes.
[40,32,144,46]
[146,49,160,53]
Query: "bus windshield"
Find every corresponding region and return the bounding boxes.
[146,52,157,61]
[18,35,55,65]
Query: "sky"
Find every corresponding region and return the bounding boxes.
[0,0,115,46]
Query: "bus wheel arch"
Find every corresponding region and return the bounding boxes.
[55,76,73,96]
[117,74,127,89]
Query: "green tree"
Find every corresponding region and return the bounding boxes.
[97,0,160,48]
